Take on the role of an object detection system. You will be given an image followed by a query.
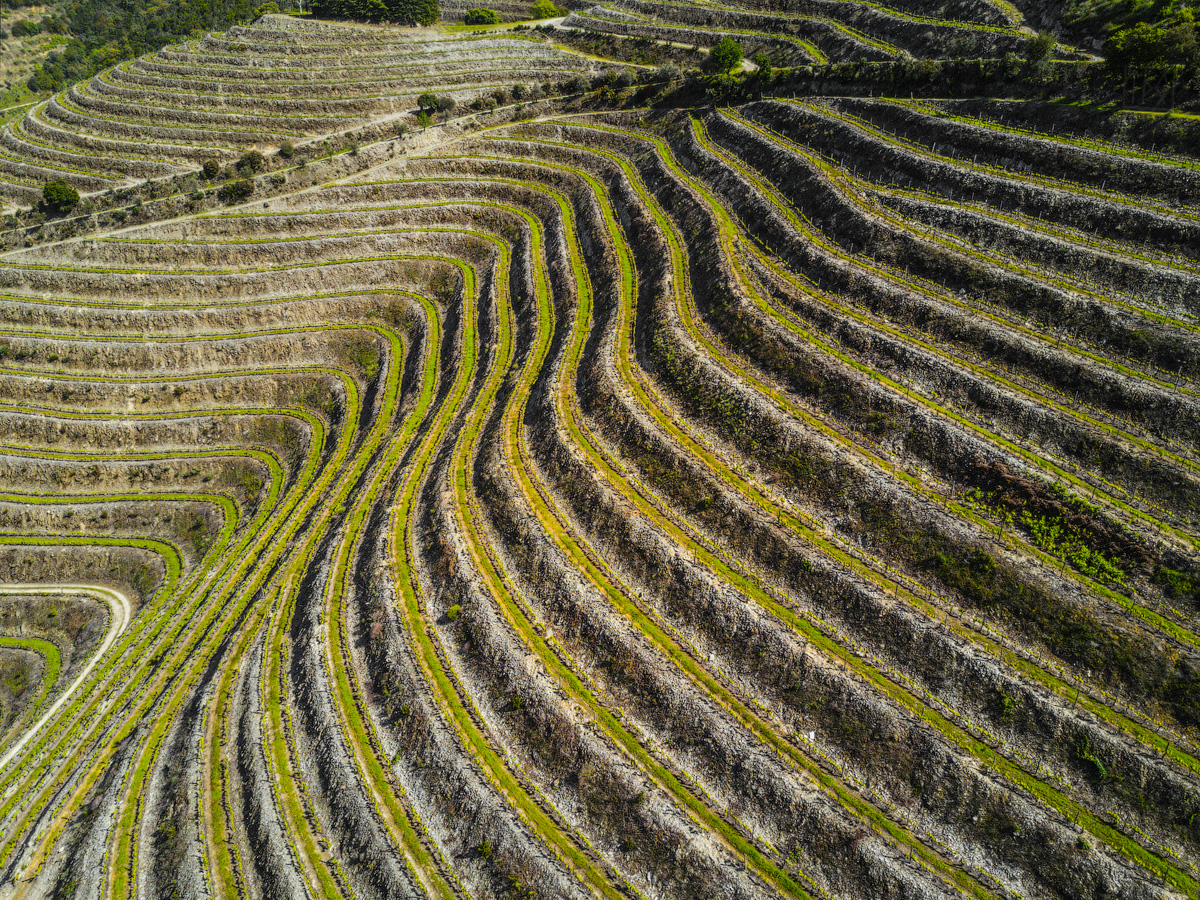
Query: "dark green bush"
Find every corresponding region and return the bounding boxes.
[218,179,254,203]
[1025,30,1057,63]
[202,158,221,179]
[529,0,564,18]
[706,37,743,73]
[464,8,499,24]
[42,179,79,214]
[236,149,264,174]
[278,141,294,159]
[310,0,437,25]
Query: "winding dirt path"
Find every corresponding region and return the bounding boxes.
[0,584,132,774]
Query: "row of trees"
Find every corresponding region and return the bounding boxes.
[26,0,267,94]
[309,0,436,23]
[1105,19,1198,72]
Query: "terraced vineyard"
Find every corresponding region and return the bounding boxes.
[1,5,1200,900]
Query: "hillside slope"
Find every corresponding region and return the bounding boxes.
[0,6,1199,900]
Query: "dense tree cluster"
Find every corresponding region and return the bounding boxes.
[9,17,69,37]
[26,0,263,94]
[309,0,437,24]
[1105,18,1198,71]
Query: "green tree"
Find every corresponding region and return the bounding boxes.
[1105,21,1198,70]
[529,0,564,19]
[217,179,254,203]
[464,8,499,24]
[236,149,265,174]
[707,37,743,74]
[310,0,437,25]
[202,158,221,179]
[1025,30,1056,63]
[437,95,457,113]
[417,92,439,112]
[42,179,79,214]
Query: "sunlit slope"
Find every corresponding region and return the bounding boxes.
[0,10,1198,900]
[0,14,599,207]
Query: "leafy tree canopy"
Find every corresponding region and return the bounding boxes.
[1105,19,1199,69]
[27,0,263,95]
[310,0,437,24]
[529,0,564,20]
[1062,0,1199,47]
[706,37,743,73]
[42,180,80,214]
[464,8,499,24]
[1025,30,1057,62]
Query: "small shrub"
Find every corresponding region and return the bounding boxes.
[270,173,286,186]
[993,689,1020,722]
[1154,565,1199,605]
[1026,30,1056,63]
[417,110,432,128]
[654,63,680,82]
[236,150,265,174]
[511,82,529,100]
[752,51,773,79]
[201,158,221,179]
[464,7,499,24]
[218,179,255,203]
[437,96,456,113]
[446,604,461,621]
[1076,736,1122,787]
[42,179,79,215]
[278,141,294,159]
[478,839,492,859]
[395,123,407,138]
[567,73,591,93]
